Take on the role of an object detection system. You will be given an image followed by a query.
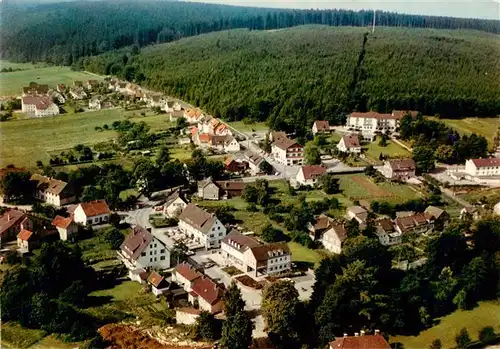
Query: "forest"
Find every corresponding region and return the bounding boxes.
[1,0,500,64]
[80,26,500,135]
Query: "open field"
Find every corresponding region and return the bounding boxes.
[363,139,410,163]
[336,173,421,204]
[458,186,500,205]
[0,108,172,167]
[227,121,268,133]
[391,301,500,349]
[0,66,101,96]
[0,60,48,71]
[428,117,500,145]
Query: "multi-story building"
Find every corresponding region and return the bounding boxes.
[178,204,227,249]
[312,120,330,135]
[295,165,326,187]
[345,110,417,140]
[21,95,60,117]
[465,158,500,178]
[30,174,76,207]
[381,159,416,181]
[394,213,433,235]
[271,137,304,166]
[221,230,292,277]
[328,331,390,349]
[374,218,401,246]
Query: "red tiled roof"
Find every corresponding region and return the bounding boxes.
[52,215,74,229]
[17,229,34,241]
[273,137,301,150]
[21,95,55,110]
[388,159,416,171]
[329,334,390,349]
[120,225,155,261]
[470,158,500,168]
[191,276,224,305]
[191,127,198,136]
[342,134,360,148]
[313,120,330,131]
[198,133,211,143]
[300,165,326,180]
[147,271,167,288]
[349,111,397,120]
[175,262,202,282]
[79,200,110,217]
[0,209,26,237]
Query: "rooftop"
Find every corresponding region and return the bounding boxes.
[178,204,217,234]
[300,165,326,180]
[79,200,111,217]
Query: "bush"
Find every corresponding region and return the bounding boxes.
[104,228,124,250]
[246,203,258,212]
[478,326,496,345]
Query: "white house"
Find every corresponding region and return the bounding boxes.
[271,137,304,166]
[178,204,227,249]
[21,96,60,117]
[118,225,171,282]
[52,215,79,241]
[312,120,330,135]
[165,101,182,113]
[30,174,75,207]
[345,110,416,140]
[295,165,326,187]
[381,159,416,181]
[72,200,111,226]
[189,276,224,314]
[89,97,102,110]
[375,218,401,246]
[221,230,261,271]
[210,135,240,152]
[337,134,361,153]
[243,242,291,277]
[321,224,347,254]
[69,87,87,100]
[465,158,500,178]
[147,271,170,296]
[244,151,265,175]
[163,189,188,218]
[172,261,203,292]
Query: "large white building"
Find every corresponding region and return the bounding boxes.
[30,174,75,207]
[271,137,304,166]
[118,225,171,282]
[345,110,417,140]
[221,231,291,277]
[465,158,500,178]
[21,95,60,117]
[178,204,227,249]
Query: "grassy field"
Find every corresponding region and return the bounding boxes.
[0,323,47,348]
[227,120,268,133]
[391,301,500,349]
[336,173,421,204]
[459,186,500,205]
[0,60,48,71]
[363,139,411,163]
[428,117,500,145]
[0,65,101,96]
[0,108,172,167]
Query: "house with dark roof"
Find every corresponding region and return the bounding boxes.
[271,137,304,166]
[221,230,261,270]
[73,200,111,226]
[52,215,78,241]
[224,157,248,173]
[188,276,225,314]
[337,134,361,153]
[424,206,450,229]
[118,225,170,282]
[178,204,227,249]
[244,151,265,175]
[375,218,401,246]
[317,217,347,254]
[197,177,221,200]
[308,214,334,240]
[243,241,291,277]
[394,213,433,235]
[31,174,75,207]
[0,209,28,243]
[312,120,330,135]
[346,206,369,224]
[147,271,169,296]
[172,261,203,292]
[295,165,326,187]
[460,206,480,221]
[22,82,49,96]
[329,332,390,349]
[163,189,188,218]
[382,159,416,181]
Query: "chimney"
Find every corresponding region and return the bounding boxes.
[375,329,380,335]
[360,330,365,336]
[354,333,359,337]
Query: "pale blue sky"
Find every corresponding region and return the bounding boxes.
[184,0,500,20]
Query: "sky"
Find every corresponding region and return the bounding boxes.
[184,0,500,20]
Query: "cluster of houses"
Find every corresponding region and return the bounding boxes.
[21,82,60,117]
[191,114,240,153]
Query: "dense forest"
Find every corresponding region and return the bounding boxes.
[1,0,500,64]
[81,26,500,135]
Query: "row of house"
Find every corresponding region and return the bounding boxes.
[191,115,241,153]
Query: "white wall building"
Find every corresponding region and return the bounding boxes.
[30,174,75,207]
[163,189,188,218]
[72,200,111,226]
[271,137,304,166]
[52,215,79,241]
[465,158,500,178]
[295,165,326,187]
[178,204,227,249]
[21,95,60,117]
[345,110,417,140]
[337,134,362,153]
[321,224,347,254]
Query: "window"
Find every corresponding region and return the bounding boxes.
[154,257,157,262]
[219,232,223,236]
[141,252,146,256]
[160,249,165,254]
[150,251,153,255]
[150,258,152,262]
[160,256,165,260]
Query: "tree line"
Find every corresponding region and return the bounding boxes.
[80,26,500,137]
[1,1,499,64]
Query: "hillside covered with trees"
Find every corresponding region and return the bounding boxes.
[81,26,500,135]
[1,0,500,64]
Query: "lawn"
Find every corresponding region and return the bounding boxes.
[428,117,500,145]
[391,301,500,349]
[0,323,47,348]
[459,186,500,205]
[0,60,48,71]
[227,120,268,133]
[0,65,101,96]
[0,108,171,167]
[336,173,421,204]
[363,139,410,163]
